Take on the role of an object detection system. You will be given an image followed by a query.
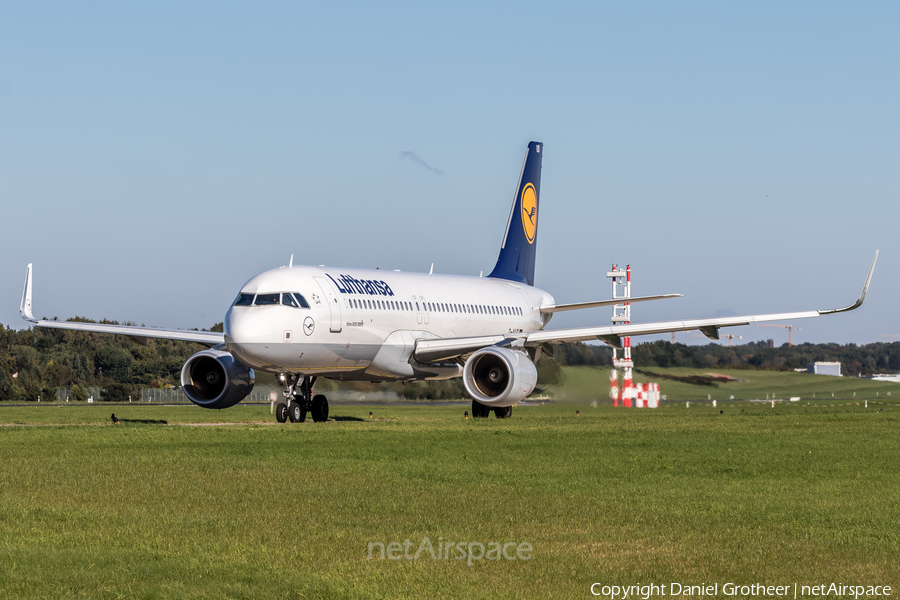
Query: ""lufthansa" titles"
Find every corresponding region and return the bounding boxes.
[327,274,395,297]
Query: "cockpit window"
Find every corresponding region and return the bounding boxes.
[234,293,255,306]
[279,292,310,308]
[255,293,280,306]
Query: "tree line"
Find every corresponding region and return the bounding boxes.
[628,339,900,376]
[0,318,218,402]
[1,317,896,402]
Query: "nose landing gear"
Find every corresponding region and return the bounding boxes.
[275,401,289,423]
[289,401,307,423]
[276,375,325,424]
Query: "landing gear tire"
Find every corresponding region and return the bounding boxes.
[275,402,288,423]
[289,402,306,423]
[312,394,329,422]
[472,400,491,418]
[493,406,512,419]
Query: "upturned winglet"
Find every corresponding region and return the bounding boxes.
[20,263,36,323]
[818,250,878,315]
[17,262,224,345]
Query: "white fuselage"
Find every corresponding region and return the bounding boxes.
[224,265,554,381]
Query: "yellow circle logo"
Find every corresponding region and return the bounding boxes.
[520,183,537,244]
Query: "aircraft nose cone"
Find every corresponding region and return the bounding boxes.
[224,306,273,343]
[224,306,274,369]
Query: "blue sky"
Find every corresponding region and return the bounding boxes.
[1,2,897,346]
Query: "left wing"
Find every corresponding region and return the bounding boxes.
[414,251,878,362]
[19,264,225,346]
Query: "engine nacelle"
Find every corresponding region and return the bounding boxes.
[463,347,537,407]
[181,349,255,409]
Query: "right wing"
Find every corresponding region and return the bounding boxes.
[19,264,224,346]
[414,251,878,361]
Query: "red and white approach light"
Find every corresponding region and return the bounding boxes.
[607,265,660,408]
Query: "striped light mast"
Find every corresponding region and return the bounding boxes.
[607,264,634,407]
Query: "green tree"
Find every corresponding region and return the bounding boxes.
[72,353,89,381]
[103,383,136,403]
[0,363,9,401]
[94,345,134,381]
[70,384,88,402]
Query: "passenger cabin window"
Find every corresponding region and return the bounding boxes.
[234,293,255,306]
[255,293,280,306]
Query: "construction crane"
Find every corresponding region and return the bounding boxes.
[693,333,742,347]
[721,334,742,348]
[757,324,800,347]
[879,334,900,343]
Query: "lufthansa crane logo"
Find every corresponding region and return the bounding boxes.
[520,183,537,244]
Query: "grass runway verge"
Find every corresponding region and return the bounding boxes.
[1,400,898,599]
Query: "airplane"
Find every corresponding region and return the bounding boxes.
[19,142,878,421]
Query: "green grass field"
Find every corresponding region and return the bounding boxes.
[1,369,899,599]
[559,366,900,403]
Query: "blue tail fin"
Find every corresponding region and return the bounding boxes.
[488,141,543,286]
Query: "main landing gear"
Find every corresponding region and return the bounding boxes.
[471,400,512,419]
[275,375,328,423]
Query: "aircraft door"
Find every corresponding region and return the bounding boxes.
[314,276,343,333]
[413,296,422,324]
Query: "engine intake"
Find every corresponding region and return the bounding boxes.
[181,349,255,409]
[463,346,537,407]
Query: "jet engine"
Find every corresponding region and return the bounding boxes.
[463,347,537,407]
[181,349,255,409]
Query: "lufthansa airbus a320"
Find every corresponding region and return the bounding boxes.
[19,142,878,421]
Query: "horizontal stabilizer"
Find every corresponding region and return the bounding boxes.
[540,294,682,314]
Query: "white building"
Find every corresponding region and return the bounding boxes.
[807,362,842,377]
